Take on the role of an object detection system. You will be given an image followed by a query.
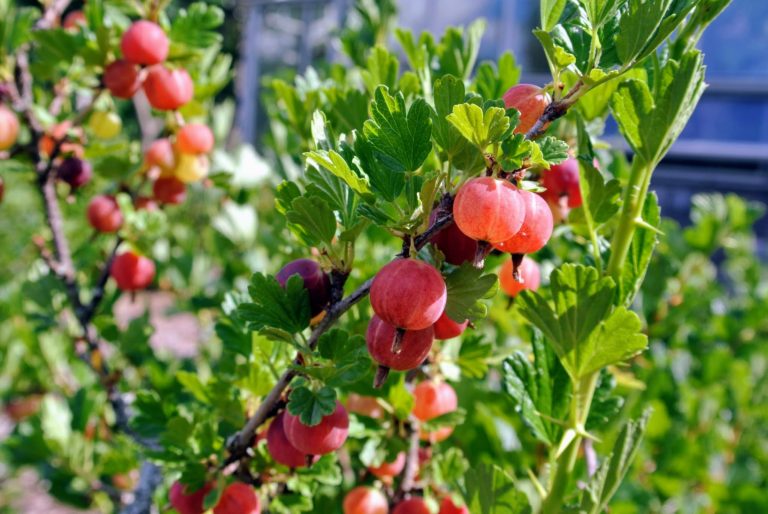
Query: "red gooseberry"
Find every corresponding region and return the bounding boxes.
[213,482,261,514]
[370,259,447,331]
[145,138,177,175]
[393,497,431,514]
[134,196,158,211]
[57,157,92,189]
[499,257,541,297]
[413,380,457,442]
[62,11,87,31]
[432,310,468,340]
[541,156,582,208]
[346,394,383,419]
[169,481,212,514]
[143,65,194,111]
[439,497,469,514]
[429,210,477,265]
[369,451,406,479]
[153,177,187,205]
[494,190,553,254]
[283,401,349,455]
[87,195,123,233]
[453,177,525,244]
[267,412,315,468]
[343,486,389,514]
[176,123,214,154]
[103,60,142,99]
[0,104,19,151]
[110,251,156,292]
[276,258,331,317]
[121,20,169,66]
[366,315,433,371]
[503,83,551,135]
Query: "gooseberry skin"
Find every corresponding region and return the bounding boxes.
[503,84,551,135]
[174,153,209,183]
[276,258,331,316]
[103,60,142,99]
[346,394,383,419]
[439,497,469,514]
[366,315,433,371]
[87,195,123,233]
[145,138,176,175]
[283,401,349,455]
[453,177,525,243]
[0,104,19,151]
[120,20,169,66]
[393,498,431,514]
[266,412,314,468]
[110,251,156,292]
[343,487,389,514]
[370,259,447,331]
[432,311,468,340]
[494,190,554,254]
[153,177,187,205]
[413,381,458,422]
[541,157,582,208]
[429,211,477,266]
[499,257,541,297]
[176,124,214,154]
[213,482,261,514]
[57,157,92,189]
[63,11,87,31]
[143,66,194,111]
[369,451,406,479]
[169,481,212,514]
[89,111,122,140]
[134,196,158,211]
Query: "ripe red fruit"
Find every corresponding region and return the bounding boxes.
[134,196,158,211]
[176,124,214,154]
[541,157,582,208]
[87,195,123,233]
[110,251,156,291]
[153,177,187,205]
[57,157,92,189]
[169,481,212,514]
[369,451,406,479]
[0,104,20,151]
[276,259,331,316]
[494,190,553,254]
[145,138,176,175]
[432,311,468,340]
[103,60,142,99]
[429,211,477,266]
[503,84,551,135]
[439,497,469,514]
[499,257,541,297]
[63,10,86,30]
[393,498,431,514]
[453,177,525,243]
[346,394,383,419]
[343,486,389,514]
[283,401,349,455]
[120,20,169,66]
[413,381,457,422]
[213,482,261,514]
[267,412,315,468]
[143,66,194,111]
[366,315,433,371]
[370,259,447,331]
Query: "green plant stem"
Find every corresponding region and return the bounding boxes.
[606,157,654,280]
[542,372,599,513]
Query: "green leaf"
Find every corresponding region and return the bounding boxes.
[354,133,406,202]
[275,181,302,216]
[363,87,433,173]
[586,369,624,431]
[579,306,648,376]
[610,51,706,165]
[361,46,399,95]
[395,28,433,100]
[578,157,622,226]
[444,264,498,322]
[305,149,373,199]
[447,103,510,151]
[431,76,484,172]
[457,335,493,379]
[500,134,533,171]
[474,52,521,102]
[287,385,337,426]
[176,371,209,403]
[316,329,371,386]
[238,274,311,334]
[462,463,532,514]
[533,29,576,77]
[579,410,650,514]
[541,0,568,32]
[306,166,357,226]
[387,375,414,421]
[436,20,486,81]
[503,333,570,446]
[620,192,660,305]
[538,137,569,165]
[30,29,82,79]
[430,447,470,485]
[169,2,224,48]
[327,89,370,134]
[285,196,337,246]
[422,408,466,431]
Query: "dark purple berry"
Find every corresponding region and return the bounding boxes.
[276,259,331,316]
[57,157,92,189]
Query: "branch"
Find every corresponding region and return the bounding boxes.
[118,461,163,514]
[393,418,421,502]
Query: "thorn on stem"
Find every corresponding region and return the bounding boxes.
[374,365,390,389]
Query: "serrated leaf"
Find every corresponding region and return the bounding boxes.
[287,386,337,426]
[533,29,576,77]
[363,86,433,173]
[579,157,622,226]
[422,408,466,431]
[457,335,493,379]
[447,103,510,151]
[238,274,310,334]
[500,134,533,170]
[176,371,209,403]
[462,464,532,514]
[620,192,660,305]
[305,149,372,199]
[579,305,647,376]
[275,181,301,215]
[306,166,357,226]
[169,2,224,48]
[541,0,568,32]
[444,264,498,322]
[361,46,399,95]
[538,137,569,165]
[432,75,484,172]
[354,133,406,202]
[388,376,414,421]
[430,447,470,485]
[586,369,624,430]
[285,196,337,246]
[474,52,521,102]
[436,20,486,81]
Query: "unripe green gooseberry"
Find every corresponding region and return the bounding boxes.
[89,111,122,140]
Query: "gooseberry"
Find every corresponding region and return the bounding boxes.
[366,315,433,371]
[103,60,142,99]
[87,195,123,233]
[213,482,260,514]
[169,481,212,514]
[153,177,187,205]
[541,157,582,208]
[343,486,389,514]
[110,251,155,291]
[283,401,349,455]
[369,451,406,479]
[499,257,541,297]
[176,124,214,154]
[121,20,169,66]
[145,138,176,175]
[174,153,208,183]
[0,104,19,151]
[453,177,525,243]
[428,211,477,266]
[276,258,331,316]
[57,157,92,189]
[439,497,469,514]
[393,498,431,514]
[413,380,457,442]
[432,310,468,340]
[267,412,315,468]
[494,190,553,254]
[89,111,122,140]
[143,65,194,111]
[346,394,383,419]
[503,84,550,135]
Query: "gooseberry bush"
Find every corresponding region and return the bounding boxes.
[0,0,732,512]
